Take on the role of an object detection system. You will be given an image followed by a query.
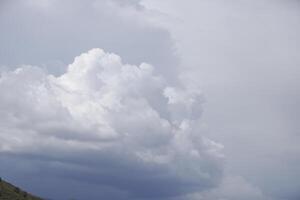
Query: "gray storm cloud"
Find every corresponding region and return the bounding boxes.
[0,0,178,80]
[0,49,223,199]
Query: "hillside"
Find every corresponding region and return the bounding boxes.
[0,178,43,200]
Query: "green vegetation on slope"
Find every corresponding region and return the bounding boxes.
[0,178,43,200]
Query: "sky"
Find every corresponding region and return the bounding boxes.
[0,0,299,200]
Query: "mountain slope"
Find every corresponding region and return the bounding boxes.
[0,178,43,200]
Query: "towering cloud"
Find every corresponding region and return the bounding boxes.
[0,49,223,199]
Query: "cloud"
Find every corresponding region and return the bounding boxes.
[169,175,273,200]
[0,0,178,79]
[3,1,298,200]
[200,175,270,200]
[0,49,223,199]
[142,0,300,199]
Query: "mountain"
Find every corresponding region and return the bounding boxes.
[0,178,43,200]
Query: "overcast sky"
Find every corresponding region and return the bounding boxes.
[0,1,300,200]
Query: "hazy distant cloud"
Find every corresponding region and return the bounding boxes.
[200,175,270,200]
[0,49,223,199]
[142,1,300,200]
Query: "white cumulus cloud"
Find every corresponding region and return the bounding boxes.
[0,48,223,199]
